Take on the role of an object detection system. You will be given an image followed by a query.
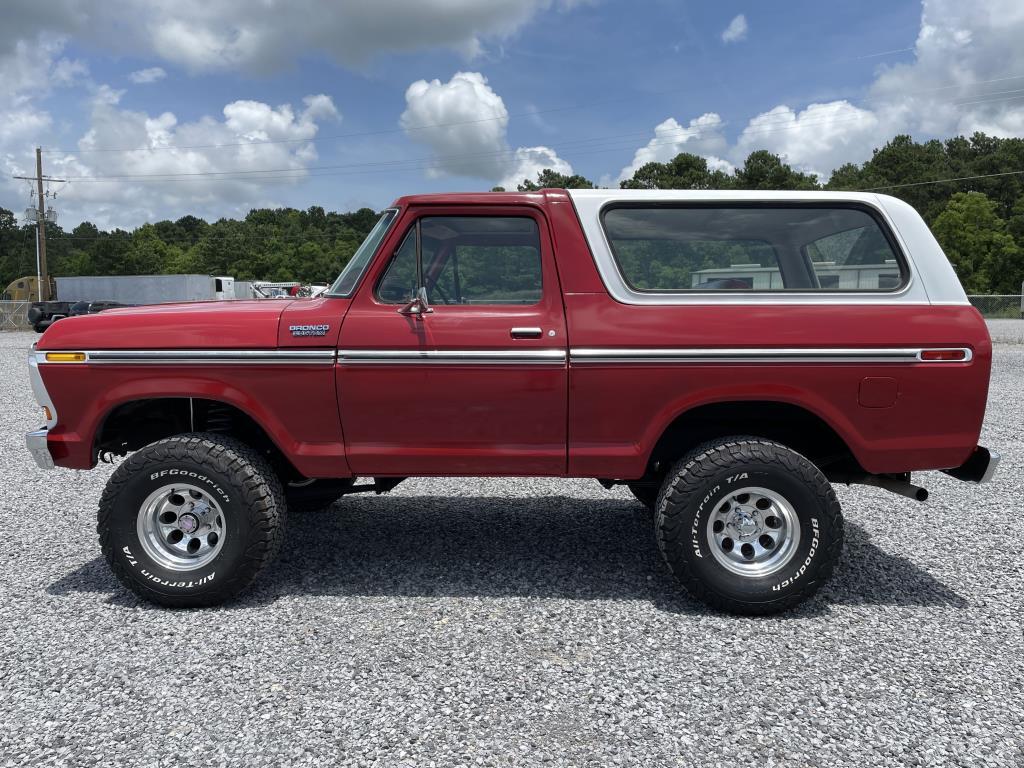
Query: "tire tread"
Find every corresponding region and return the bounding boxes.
[97,432,285,607]
[654,435,843,615]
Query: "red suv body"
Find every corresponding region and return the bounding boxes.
[26,189,998,613]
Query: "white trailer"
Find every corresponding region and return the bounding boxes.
[54,275,235,304]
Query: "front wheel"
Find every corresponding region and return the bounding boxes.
[97,433,286,607]
[655,437,843,615]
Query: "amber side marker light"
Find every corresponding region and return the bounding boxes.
[920,349,968,361]
[44,352,87,363]
[42,406,52,421]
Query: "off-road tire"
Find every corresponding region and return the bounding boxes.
[655,436,843,615]
[285,478,354,511]
[98,432,286,607]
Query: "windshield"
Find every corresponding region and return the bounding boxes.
[327,208,398,297]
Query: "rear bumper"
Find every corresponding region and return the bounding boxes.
[942,446,1000,484]
[26,428,54,470]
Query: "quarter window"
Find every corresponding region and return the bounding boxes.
[601,205,906,292]
[377,216,543,305]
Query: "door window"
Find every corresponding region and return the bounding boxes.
[377,216,542,305]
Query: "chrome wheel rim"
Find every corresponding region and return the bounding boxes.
[137,483,226,572]
[706,486,800,578]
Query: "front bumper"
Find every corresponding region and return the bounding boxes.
[26,428,54,470]
[26,344,58,470]
[942,446,1000,484]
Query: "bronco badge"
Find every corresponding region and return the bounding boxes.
[289,324,330,337]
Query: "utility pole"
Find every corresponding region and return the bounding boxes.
[34,148,48,301]
[13,147,65,301]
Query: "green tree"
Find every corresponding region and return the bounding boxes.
[517,168,595,191]
[620,152,733,190]
[734,150,820,190]
[122,225,186,275]
[931,192,1022,294]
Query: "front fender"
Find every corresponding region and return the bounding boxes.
[39,363,347,477]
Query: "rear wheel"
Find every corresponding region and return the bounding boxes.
[98,433,285,607]
[655,436,843,615]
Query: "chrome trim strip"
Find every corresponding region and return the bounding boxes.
[570,347,973,364]
[35,349,337,365]
[338,349,566,365]
[33,346,971,366]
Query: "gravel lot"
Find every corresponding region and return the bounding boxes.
[1,327,1021,767]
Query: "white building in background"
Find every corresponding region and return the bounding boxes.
[691,260,903,291]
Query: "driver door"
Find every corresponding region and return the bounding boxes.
[336,204,568,476]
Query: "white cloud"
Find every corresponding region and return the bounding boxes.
[401,72,510,179]
[0,35,85,104]
[5,93,341,230]
[868,0,1024,139]
[0,25,345,229]
[616,113,731,182]
[0,0,582,73]
[129,66,166,84]
[618,0,1024,184]
[735,101,880,178]
[400,71,572,189]
[501,146,574,190]
[0,35,83,195]
[721,14,748,44]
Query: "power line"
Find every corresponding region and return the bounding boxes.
[55,93,1016,185]
[862,170,1024,191]
[30,169,1024,243]
[39,83,719,155]
[12,169,1023,247]
[40,72,1024,157]
[46,86,1024,185]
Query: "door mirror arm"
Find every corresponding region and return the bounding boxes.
[397,217,432,318]
[397,286,433,317]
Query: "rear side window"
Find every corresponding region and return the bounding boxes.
[600,205,906,292]
[377,216,543,305]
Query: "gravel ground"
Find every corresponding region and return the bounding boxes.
[1,326,1022,768]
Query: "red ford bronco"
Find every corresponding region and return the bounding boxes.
[26,190,998,614]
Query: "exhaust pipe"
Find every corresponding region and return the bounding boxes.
[859,474,929,502]
[833,473,929,502]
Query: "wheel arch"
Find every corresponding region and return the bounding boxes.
[645,398,865,478]
[94,395,302,480]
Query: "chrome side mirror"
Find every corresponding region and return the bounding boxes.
[398,285,433,317]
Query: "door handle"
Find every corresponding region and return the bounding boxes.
[510,327,543,339]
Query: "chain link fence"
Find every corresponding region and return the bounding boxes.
[0,301,31,331]
[968,295,1024,319]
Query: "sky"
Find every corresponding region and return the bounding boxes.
[1,0,1023,230]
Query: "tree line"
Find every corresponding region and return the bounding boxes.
[2,132,1023,295]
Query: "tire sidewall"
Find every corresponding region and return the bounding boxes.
[106,457,251,597]
[665,458,838,606]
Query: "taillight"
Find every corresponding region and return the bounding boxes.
[919,349,968,362]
